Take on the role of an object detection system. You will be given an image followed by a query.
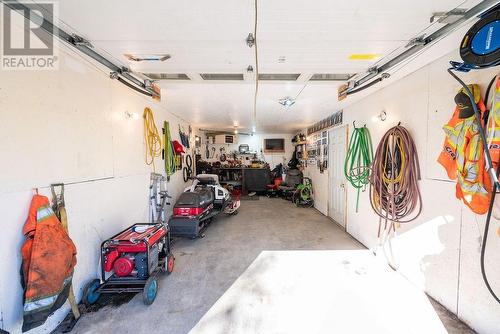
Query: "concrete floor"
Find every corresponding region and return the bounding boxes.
[72,197,474,334]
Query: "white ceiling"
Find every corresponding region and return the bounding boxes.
[49,0,484,133]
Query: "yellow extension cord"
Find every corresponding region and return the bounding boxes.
[143,107,162,171]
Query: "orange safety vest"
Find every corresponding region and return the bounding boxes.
[21,195,77,332]
[437,84,492,214]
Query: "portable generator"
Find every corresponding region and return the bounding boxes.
[83,223,174,305]
[82,173,174,306]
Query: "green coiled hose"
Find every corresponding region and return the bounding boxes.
[164,121,176,177]
[344,125,374,212]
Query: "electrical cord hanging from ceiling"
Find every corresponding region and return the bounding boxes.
[143,107,162,172]
[344,123,374,212]
[447,68,500,305]
[252,0,259,130]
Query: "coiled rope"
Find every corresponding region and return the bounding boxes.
[370,124,422,223]
[344,124,374,212]
[143,107,162,172]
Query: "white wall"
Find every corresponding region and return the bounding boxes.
[0,43,192,333]
[306,50,500,333]
[200,132,294,169]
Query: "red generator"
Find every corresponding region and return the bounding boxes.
[82,223,174,305]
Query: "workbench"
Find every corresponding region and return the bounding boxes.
[213,166,271,194]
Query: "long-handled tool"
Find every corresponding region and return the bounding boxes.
[50,183,80,332]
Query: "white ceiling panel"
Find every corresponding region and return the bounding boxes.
[34,0,485,132]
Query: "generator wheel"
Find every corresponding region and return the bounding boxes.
[143,277,158,305]
[82,279,101,306]
[166,254,175,275]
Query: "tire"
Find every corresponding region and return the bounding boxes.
[82,279,101,306]
[166,254,175,275]
[143,276,158,305]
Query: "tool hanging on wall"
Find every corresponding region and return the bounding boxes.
[50,184,80,332]
[179,124,189,148]
[445,6,500,304]
[143,107,162,172]
[173,140,185,171]
[183,154,193,182]
[219,147,227,162]
[163,121,176,177]
[370,123,422,269]
[344,122,374,212]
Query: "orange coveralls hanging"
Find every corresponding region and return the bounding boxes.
[437,83,497,215]
[20,195,77,332]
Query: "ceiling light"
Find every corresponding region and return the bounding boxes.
[279,97,296,108]
[124,54,171,62]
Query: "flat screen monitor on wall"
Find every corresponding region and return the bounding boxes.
[264,138,285,153]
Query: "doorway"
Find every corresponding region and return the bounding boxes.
[328,125,348,228]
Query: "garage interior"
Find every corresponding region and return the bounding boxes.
[1,1,500,334]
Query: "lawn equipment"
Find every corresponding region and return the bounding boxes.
[169,174,240,238]
[292,177,314,208]
[82,174,174,306]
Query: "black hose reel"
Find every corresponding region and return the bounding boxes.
[453,8,500,72]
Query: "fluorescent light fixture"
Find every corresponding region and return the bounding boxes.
[124,54,171,62]
[279,97,296,108]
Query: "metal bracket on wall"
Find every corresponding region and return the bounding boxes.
[430,8,467,24]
